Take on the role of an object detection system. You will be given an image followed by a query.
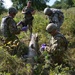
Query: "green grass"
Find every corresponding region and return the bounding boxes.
[0,8,75,75]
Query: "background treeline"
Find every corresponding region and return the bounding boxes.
[52,0,75,9]
[10,0,75,9]
[0,0,6,14]
[0,0,75,15]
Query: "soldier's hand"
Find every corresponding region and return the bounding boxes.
[40,44,47,53]
[21,26,28,32]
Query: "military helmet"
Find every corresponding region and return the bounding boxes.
[9,7,18,14]
[46,23,57,33]
[44,7,52,15]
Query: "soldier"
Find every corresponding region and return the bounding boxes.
[44,7,64,31]
[45,23,68,64]
[17,1,35,38]
[1,7,27,55]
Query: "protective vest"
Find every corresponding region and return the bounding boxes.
[52,9,64,22]
[1,16,11,37]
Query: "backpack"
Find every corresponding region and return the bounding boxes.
[54,10,64,21]
[0,16,11,37]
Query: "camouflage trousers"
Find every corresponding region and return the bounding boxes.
[3,36,28,56]
[22,17,34,38]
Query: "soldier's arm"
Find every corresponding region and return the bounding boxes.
[31,10,35,15]
[52,14,59,23]
[30,7,35,15]
[22,7,26,14]
[8,19,21,34]
[52,37,64,51]
[50,37,61,52]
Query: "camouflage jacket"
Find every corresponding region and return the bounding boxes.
[49,32,68,53]
[22,6,34,18]
[1,16,20,38]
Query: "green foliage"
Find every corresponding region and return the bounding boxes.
[11,0,49,10]
[0,0,6,14]
[52,0,74,9]
[65,0,74,7]
[33,11,50,44]
[61,8,75,47]
[50,64,70,75]
[52,1,62,9]
[72,0,75,6]
[31,0,48,10]
[0,7,75,75]
[0,13,8,23]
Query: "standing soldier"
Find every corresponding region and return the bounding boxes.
[45,23,68,64]
[44,7,64,31]
[17,1,35,38]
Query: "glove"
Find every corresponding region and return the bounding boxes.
[21,26,28,31]
[40,44,47,53]
[41,44,46,49]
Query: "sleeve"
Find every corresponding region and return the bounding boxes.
[22,7,26,12]
[30,7,35,15]
[8,18,20,34]
[50,37,62,52]
[52,13,59,23]
[31,7,34,12]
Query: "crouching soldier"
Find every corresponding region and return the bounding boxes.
[0,7,28,56]
[44,7,64,31]
[17,1,35,38]
[46,23,68,65]
[40,23,68,65]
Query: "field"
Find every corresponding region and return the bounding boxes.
[0,8,75,75]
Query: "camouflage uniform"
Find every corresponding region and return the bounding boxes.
[49,32,68,64]
[0,7,28,56]
[1,16,20,55]
[22,6,34,36]
[44,8,64,31]
[45,23,68,65]
[1,16,20,38]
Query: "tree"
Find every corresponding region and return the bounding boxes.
[72,0,75,6]
[52,0,74,9]
[52,0,62,9]
[65,0,74,7]
[11,0,50,10]
[0,0,5,14]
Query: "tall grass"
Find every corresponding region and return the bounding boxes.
[0,8,75,75]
